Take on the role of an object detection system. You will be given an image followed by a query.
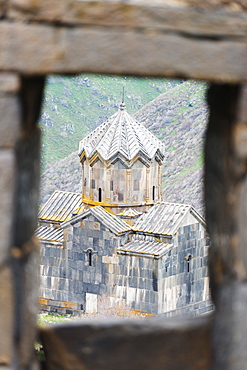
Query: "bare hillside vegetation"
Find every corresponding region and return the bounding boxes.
[40,80,207,215]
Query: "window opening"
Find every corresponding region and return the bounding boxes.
[98,188,102,202]
[88,250,92,266]
[152,186,155,201]
[83,248,97,267]
[110,181,113,191]
[185,254,193,272]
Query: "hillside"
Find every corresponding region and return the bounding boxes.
[40,75,181,167]
[135,80,208,212]
[40,79,208,215]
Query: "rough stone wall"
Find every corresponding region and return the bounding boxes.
[131,159,161,203]
[1,1,247,368]
[40,242,69,304]
[147,160,161,201]
[0,73,19,365]
[161,299,213,318]
[158,222,210,315]
[108,254,159,315]
[82,158,90,199]
[82,157,161,207]
[39,215,129,313]
[40,238,159,315]
[40,215,210,317]
[82,158,105,202]
[109,160,128,203]
[0,73,44,368]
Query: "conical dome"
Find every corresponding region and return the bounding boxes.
[78,103,165,166]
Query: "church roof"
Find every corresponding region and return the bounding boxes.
[117,208,142,218]
[78,103,165,166]
[62,205,132,235]
[36,226,63,245]
[133,202,205,236]
[90,206,132,235]
[39,190,83,223]
[118,240,173,259]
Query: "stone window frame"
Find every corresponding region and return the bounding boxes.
[83,247,97,267]
[1,1,247,368]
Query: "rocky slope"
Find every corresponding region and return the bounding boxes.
[40,75,181,167]
[40,80,208,215]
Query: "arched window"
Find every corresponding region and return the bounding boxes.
[98,188,102,202]
[185,254,193,272]
[83,248,97,267]
[152,186,155,201]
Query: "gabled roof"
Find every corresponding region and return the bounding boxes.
[118,240,173,259]
[117,208,142,218]
[62,206,131,236]
[78,103,165,166]
[36,226,63,245]
[39,191,83,223]
[133,202,206,236]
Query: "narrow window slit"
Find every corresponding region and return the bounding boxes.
[98,188,102,202]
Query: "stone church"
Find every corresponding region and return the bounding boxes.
[38,103,212,316]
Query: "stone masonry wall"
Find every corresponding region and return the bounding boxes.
[40,242,69,305]
[40,218,211,316]
[160,299,213,318]
[0,73,44,367]
[108,253,159,315]
[1,1,247,368]
[39,214,129,313]
[83,158,161,206]
[158,222,211,314]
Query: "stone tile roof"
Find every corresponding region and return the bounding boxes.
[133,202,206,236]
[90,206,132,235]
[36,226,63,244]
[39,190,83,223]
[78,103,165,166]
[118,240,173,259]
[62,206,132,235]
[117,208,142,218]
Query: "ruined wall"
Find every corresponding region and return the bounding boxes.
[1,0,247,368]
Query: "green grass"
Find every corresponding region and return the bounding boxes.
[38,313,72,327]
[40,75,182,168]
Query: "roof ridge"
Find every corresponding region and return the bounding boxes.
[53,190,81,195]
[78,105,165,164]
[133,202,205,236]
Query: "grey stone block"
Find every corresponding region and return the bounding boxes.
[129,277,137,288]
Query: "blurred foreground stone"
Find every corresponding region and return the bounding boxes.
[41,315,211,370]
[0,1,247,369]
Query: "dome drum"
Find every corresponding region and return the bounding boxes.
[79,104,165,213]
